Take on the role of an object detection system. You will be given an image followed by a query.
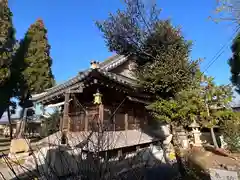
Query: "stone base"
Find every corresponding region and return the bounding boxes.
[193,142,202,147]
[9,138,30,154]
[8,152,29,160]
[181,139,189,149]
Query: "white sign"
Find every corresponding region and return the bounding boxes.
[210,168,239,180]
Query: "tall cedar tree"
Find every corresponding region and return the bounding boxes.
[0,0,16,118]
[96,0,198,98]
[229,32,240,93]
[18,19,55,118]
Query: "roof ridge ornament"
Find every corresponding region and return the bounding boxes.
[90,60,99,69]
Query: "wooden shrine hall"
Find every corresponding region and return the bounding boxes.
[32,55,160,152]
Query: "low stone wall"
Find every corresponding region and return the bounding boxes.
[23,144,167,178]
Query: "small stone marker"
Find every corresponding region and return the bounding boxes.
[209,168,238,180]
[9,138,30,154]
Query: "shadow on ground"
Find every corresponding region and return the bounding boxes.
[5,144,181,180]
[5,142,211,180]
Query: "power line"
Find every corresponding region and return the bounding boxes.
[202,26,240,73]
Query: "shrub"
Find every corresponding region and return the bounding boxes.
[222,116,240,152]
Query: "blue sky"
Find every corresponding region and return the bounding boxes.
[4,0,240,119]
[9,0,237,86]
[7,0,240,109]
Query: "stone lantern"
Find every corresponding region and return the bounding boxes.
[93,90,102,105]
[189,120,202,147]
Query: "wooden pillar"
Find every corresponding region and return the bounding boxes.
[124,113,128,130]
[84,111,88,131]
[62,92,70,132]
[99,104,104,131]
[134,109,137,129]
[59,116,63,131]
[144,115,148,127]
[113,115,116,131]
[118,149,122,159]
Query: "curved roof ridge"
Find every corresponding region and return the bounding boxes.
[32,55,131,101]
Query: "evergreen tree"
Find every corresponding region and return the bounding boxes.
[229,33,240,93]
[96,0,198,176]
[96,0,198,98]
[0,0,16,118]
[148,74,234,149]
[16,19,55,137]
[18,19,55,106]
[200,75,233,149]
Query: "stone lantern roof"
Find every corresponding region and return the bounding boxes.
[189,120,200,128]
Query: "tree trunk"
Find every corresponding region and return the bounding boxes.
[0,95,12,119]
[7,107,13,139]
[15,107,26,139]
[0,105,7,119]
[0,109,5,119]
[206,103,219,149]
[210,127,219,149]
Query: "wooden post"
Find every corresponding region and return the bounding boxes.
[134,109,137,129]
[118,149,122,159]
[124,113,128,130]
[144,115,148,125]
[113,115,116,131]
[99,104,104,131]
[62,92,70,131]
[105,151,108,160]
[84,111,88,131]
[62,92,70,132]
[59,116,63,131]
[61,92,70,144]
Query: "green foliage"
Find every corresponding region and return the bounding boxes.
[96,0,199,98]
[229,32,240,94]
[222,114,240,152]
[17,19,55,107]
[43,109,60,135]
[0,0,16,118]
[147,74,234,129]
[200,75,233,128]
[147,87,205,126]
[0,0,15,84]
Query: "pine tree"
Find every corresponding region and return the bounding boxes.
[16,19,55,137]
[96,0,198,98]
[0,0,16,118]
[96,0,199,176]
[229,33,240,93]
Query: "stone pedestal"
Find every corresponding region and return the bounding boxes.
[8,138,30,158]
[189,121,202,147]
[192,129,202,147]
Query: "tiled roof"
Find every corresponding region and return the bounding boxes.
[32,68,139,102]
[100,55,129,71]
[32,55,134,102]
[99,54,122,67]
